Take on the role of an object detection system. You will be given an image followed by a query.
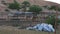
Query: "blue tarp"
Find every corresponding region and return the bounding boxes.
[26,23,55,32]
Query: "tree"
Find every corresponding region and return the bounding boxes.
[22,1,30,12]
[8,0,20,11]
[29,5,42,14]
[29,5,42,21]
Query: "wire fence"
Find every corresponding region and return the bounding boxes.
[0,10,60,34]
[0,11,56,27]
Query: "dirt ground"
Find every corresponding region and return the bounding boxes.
[0,20,60,34]
[0,25,60,34]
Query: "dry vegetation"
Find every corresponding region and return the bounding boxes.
[0,25,59,34]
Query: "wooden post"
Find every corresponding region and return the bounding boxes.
[54,5,58,34]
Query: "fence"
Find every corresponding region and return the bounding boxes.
[0,11,56,26]
[0,11,60,34]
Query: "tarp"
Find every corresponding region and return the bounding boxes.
[26,23,55,32]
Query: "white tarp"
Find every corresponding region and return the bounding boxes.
[26,23,55,32]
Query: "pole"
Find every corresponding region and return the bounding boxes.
[54,5,58,34]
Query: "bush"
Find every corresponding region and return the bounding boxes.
[46,15,60,28]
[58,8,60,11]
[48,6,57,10]
[12,24,20,27]
[8,0,20,10]
[5,9,10,12]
